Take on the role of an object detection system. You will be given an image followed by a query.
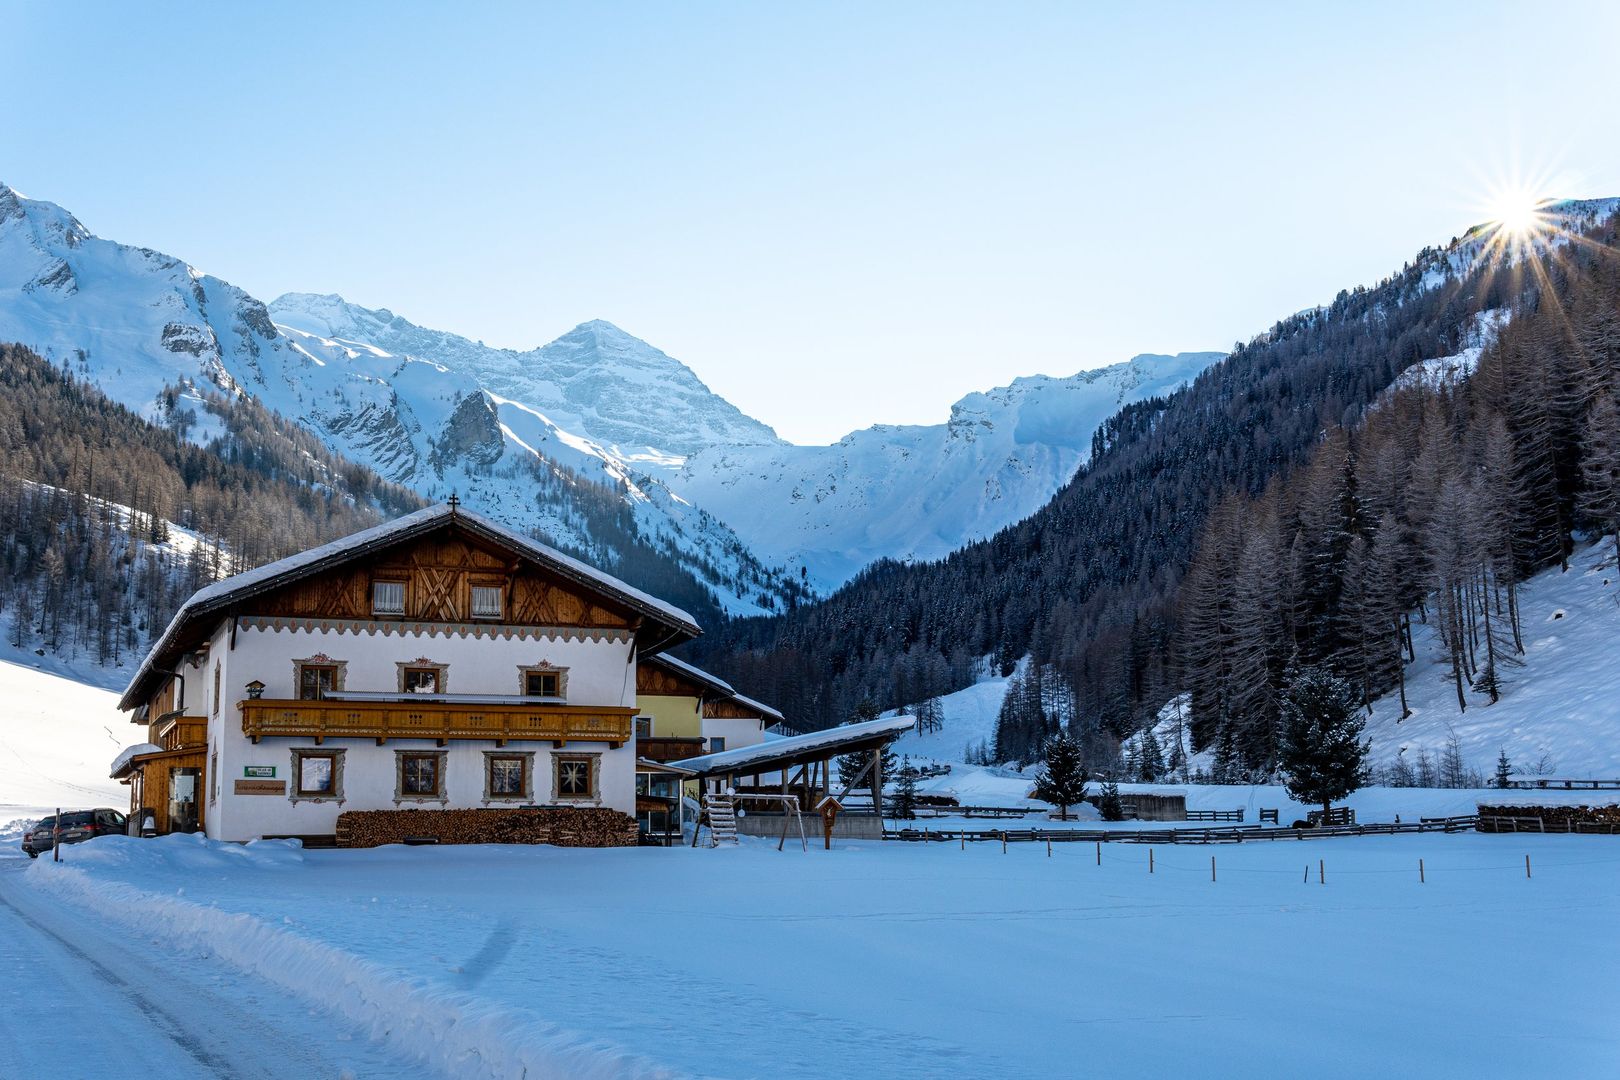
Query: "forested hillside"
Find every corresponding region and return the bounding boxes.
[691,204,1620,763]
[1180,211,1620,775]
[0,342,422,673]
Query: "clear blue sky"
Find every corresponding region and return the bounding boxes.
[5,2,1618,444]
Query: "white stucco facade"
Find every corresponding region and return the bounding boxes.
[200,619,639,842]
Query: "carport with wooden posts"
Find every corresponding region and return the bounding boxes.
[668,714,916,846]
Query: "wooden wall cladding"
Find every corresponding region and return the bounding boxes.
[636,663,706,697]
[250,528,631,629]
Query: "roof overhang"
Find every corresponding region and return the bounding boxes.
[668,715,916,779]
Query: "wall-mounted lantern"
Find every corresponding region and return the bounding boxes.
[245,680,266,700]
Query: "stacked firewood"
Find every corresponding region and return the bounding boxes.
[336,807,638,848]
[1477,804,1620,829]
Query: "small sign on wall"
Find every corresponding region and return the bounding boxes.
[243,766,276,778]
[235,779,286,796]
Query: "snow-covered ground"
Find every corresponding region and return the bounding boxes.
[1365,539,1620,777]
[0,659,128,827]
[11,831,1619,1079]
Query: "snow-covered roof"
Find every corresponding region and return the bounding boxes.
[729,692,785,723]
[110,742,164,779]
[669,715,915,777]
[121,503,701,711]
[645,652,735,696]
[643,654,786,721]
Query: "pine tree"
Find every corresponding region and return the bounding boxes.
[1030,732,1090,820]
[893,755,918,820]
[1137,726,1164,782]
[1495,747,1513,789]
[1276,666,1371,817]
[1097,779,1124,822]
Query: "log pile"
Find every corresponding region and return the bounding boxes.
[1477,803,1620,832]
[335,806,639,848]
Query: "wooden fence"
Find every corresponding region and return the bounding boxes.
[1185,808,1245,823]
[884,814,1482,845]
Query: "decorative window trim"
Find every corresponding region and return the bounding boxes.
[293,655,348,700]
[210,750,219,805]
[396,658,449,695]
[519,661,569,700]
[212,664,221,718]
[394,749,449,805]
[551,751,602,804]
[482,750,536,803]
[290,748,346,804]
[372,579,407,616]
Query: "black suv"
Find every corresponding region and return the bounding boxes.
[21,809,127,858]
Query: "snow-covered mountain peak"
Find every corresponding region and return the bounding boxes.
[269,293,782,457]
[0,182,91,250]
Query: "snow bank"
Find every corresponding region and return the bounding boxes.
[25,836,683,1080]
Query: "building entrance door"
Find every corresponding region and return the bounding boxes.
[169,767,201,833]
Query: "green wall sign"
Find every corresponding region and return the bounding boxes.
[243,765,276,778]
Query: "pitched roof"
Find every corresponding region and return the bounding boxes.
[668,714,916,778]
[120,503,701,710]
[642,653,786,721]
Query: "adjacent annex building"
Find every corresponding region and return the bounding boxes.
[111,501,733,844]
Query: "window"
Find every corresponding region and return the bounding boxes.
[396,751,446,801]
[402,667,441,694]
[373,580,405,615]
[485,753,531,801]
[524,670,561,698]
[470,585,503,619]
[554,754,596,799]
[634,716,653,739]
[212,665,221,717]
[709,737,727,753]
[291,749,344,802]
[297,752,337,796]
[210,751,219,804]
[298,664,339,701]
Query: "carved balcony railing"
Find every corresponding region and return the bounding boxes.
[240,698,634,747]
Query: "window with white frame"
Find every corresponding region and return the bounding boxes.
[470,585,503,619]
[372,580,406,615]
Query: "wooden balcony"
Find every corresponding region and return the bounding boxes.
[240,698,634,747]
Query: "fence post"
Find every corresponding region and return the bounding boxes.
[1095,840,1101,866]
[1002,830,1007,855]
[1210,855,1216,883]
[53,806,61,863]
[1149,847,1154,874]
[1525,854,1531,880]
[1319,859,1325,885]
[1419,858,1425,884]
[1047,837,1052,858]
[1303,864,1308,884]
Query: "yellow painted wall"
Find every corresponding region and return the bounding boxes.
[635,693,702,739]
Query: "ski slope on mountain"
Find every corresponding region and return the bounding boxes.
[1364,539,1620,778]
[0,660,127,824]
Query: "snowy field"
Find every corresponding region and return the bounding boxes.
[6,831,1618,1079]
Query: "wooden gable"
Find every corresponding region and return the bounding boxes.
[703,697,768,721]
[637,661,706,697]
[249,527,633,629]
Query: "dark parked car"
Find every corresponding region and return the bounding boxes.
[21,808,127,858]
